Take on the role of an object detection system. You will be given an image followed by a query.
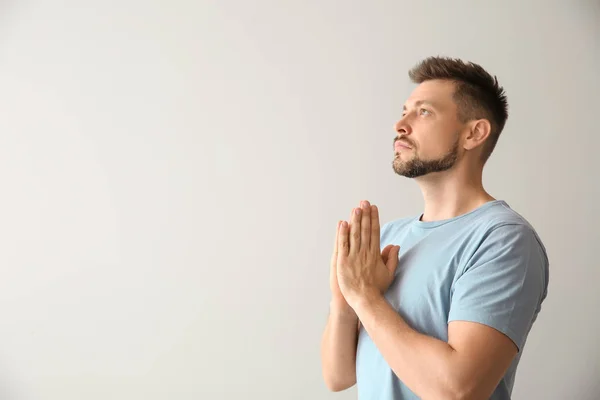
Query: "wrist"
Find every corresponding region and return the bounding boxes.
[349,288,384,314]
[329,300,357,319]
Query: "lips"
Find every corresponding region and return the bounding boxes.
[394,140,412,150]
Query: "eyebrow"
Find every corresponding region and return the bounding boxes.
[402,100,439,111]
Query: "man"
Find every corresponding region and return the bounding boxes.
[320,56,549,400]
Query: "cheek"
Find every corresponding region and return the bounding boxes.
[413,137,451,159]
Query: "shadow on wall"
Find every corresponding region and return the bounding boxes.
[581,366,600,400]
[581,0,600,18]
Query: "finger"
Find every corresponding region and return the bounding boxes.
[333,221,341,254]
[344,208,355,256]
[350,207,361,253]
[360,201,371,251]
[337,220,350,261]
[370,205,381,252]
[331,221,341,270]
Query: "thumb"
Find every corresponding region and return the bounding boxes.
[385,245,400,272]
[381,244,394,264]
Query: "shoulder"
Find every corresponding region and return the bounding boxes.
[465,202,550,293]
[476,201,547,256]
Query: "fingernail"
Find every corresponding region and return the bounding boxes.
[355,208,361,215]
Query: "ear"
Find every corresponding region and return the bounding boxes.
[463,119,492,151]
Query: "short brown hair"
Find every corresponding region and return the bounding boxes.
[408,56,509,163]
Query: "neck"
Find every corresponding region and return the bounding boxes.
[415,162,495,222]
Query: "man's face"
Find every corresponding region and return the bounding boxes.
[392,79,466,178]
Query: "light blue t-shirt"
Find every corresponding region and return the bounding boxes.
[356,200,549,400]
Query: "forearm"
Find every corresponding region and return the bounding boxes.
[320,301,359,391]
[353,292,463,400]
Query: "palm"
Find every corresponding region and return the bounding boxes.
[330,203,399,304]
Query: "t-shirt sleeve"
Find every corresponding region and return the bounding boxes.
[447,223,548,351]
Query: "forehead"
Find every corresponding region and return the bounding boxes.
[405,79,457,109]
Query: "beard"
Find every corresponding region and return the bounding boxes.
[392,137,459,178]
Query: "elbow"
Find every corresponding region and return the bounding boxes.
[436,382,482,400]
[425,389,471,400]
[426,374,480,400]
[322,373,356,392]
[325,380,355,392]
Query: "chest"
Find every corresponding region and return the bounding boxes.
[380,231,474,337]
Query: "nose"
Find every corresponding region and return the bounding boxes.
[395,116,412,136]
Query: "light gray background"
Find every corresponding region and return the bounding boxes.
[0,1,598,399]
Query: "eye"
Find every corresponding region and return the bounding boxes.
[419,108,431,116]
